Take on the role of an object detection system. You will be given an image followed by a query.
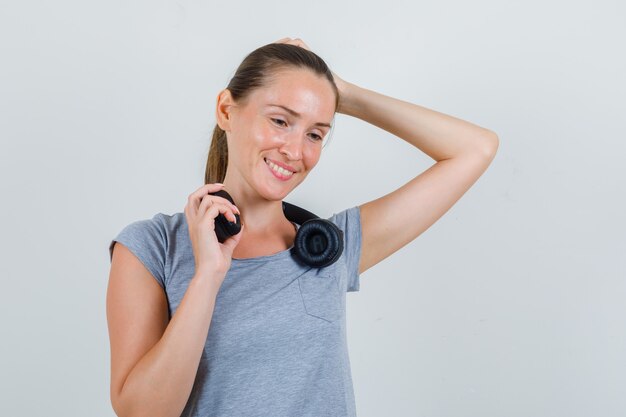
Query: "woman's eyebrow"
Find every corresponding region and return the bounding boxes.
[267,104,332,128]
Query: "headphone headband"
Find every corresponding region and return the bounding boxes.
[210,190,343,268]
[282,201,320,225]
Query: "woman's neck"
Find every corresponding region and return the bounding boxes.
[220,183,288,235]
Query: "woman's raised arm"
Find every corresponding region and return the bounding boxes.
[335,77,499,274]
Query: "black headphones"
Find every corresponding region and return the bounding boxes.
[210,190,343,268]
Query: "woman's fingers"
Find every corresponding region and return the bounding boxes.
[186,183,241,218]
[291,38,311,50]
[187,183,224,213]
[204,202,239,227]
[198,196,238,223]
[211,195,240,217]
[183,184,245,276]
[273,37,311,51]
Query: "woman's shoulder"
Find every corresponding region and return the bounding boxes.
[325,205,361,230]
[109,212,186,259]
[325,205,362,292]
[154,211,186,232]
[108,211,187,289]
[119,211,185,234]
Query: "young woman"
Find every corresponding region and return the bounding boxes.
[107,37,499,417]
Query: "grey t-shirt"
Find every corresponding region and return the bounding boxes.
[108,205,362,417]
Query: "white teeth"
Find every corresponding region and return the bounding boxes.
[265,159,294,176]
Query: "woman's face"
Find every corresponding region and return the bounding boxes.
[221,67,336,201]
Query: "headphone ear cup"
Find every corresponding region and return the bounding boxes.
[293,219,344,268]
[209,189,241,243]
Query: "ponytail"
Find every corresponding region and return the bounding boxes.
[204,124,228,184]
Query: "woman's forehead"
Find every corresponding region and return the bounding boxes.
[253,76,335,118]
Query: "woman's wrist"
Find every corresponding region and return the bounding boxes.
[336,80,364,118]
[332,72,357,116]
[191,269,224,295]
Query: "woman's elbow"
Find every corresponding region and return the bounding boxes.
[482,130,499,156]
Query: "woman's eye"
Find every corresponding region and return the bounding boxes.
[271,118,321,141]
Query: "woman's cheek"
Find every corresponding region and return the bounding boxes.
[257,123,279,145]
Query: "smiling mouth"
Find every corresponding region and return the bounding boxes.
[264,158,295,177]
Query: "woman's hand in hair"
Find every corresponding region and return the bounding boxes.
[273,37,312,51]
[272,37,354,114]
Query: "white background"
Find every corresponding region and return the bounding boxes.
[1,0,624,416]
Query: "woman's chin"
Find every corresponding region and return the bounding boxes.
[259,181,297,201]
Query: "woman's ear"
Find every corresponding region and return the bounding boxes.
[216,89,235,131]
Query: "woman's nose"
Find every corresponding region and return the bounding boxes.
[278,134,304,161]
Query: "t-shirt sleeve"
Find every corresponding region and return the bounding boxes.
[108,214,167,289]
[327,205,363,292]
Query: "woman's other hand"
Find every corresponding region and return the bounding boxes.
[184,183,244,279]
